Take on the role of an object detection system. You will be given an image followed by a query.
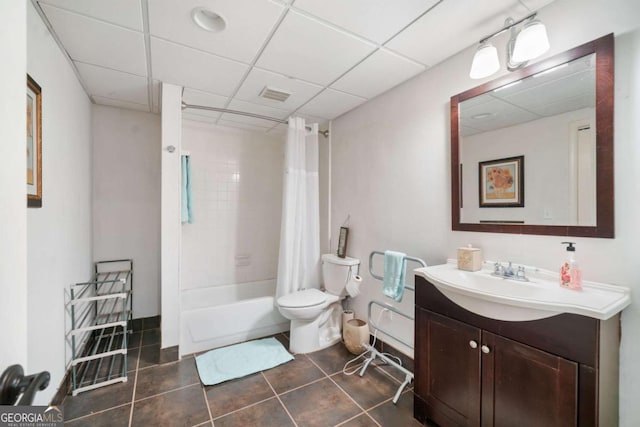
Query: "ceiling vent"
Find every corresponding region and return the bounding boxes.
[259,86,291,103]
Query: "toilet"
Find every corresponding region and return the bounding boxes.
[277,254,360,354]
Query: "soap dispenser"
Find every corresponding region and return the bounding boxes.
[560,242,582,290]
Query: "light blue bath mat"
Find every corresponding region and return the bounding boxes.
[195,337,294,386]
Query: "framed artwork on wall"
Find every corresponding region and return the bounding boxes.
[27,74,42,208]
[479,155,524,208]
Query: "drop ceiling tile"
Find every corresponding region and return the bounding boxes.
[182,87,229,107]
[256,10,376,86]
[75,61,148,105]
[222,99,290,127]
[235,67,323,111]
[151,38,249,97]
[218,118,270,133]
[298,88,366,120]
[92,96,150,112]
[331,49,425,99]
[39,4,147,76]
[297,114,329,128]
[37,0,143,31]
[518,0,557,11]
[386,0,529,67]
[459,96,539,132]
[228,99,290,118]
[147,0,284,63]
[181,87,228,119]
[293,0,440,44]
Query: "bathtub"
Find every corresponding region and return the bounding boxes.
[179,279,289,356]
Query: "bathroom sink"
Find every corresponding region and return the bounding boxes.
[415,261,631,321]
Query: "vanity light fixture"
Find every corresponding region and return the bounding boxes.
[469,13,550,79]
[191,7,226,32]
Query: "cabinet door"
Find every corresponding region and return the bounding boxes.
[481,332,578,427]
[416,308,482,426]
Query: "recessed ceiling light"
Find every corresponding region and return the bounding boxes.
[191,7,226,33]
[472,113,493,120]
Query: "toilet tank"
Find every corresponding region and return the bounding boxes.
[321,254,360,296]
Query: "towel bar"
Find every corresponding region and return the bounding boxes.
[361,250,427,404]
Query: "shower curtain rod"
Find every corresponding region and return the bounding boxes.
[181,102,329,137]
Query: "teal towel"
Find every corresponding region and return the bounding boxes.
[195,338,294,385]
[382,250,407,302]
[181,155,193,224]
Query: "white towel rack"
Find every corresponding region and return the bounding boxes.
[359,250,427,404]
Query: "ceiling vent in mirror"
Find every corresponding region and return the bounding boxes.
[259,87,291,103]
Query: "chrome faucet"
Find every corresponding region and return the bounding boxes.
[493,261,529,282]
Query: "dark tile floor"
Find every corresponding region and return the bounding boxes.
[62,318,426,427]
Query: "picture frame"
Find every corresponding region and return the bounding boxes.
[27,74,42,208]
[337,226,349,258]
[479,155,524,208]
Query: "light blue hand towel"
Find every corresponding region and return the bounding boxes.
[382,250,407,302]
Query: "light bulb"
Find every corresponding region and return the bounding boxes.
[470,42,500,79]
[512,20,549,63]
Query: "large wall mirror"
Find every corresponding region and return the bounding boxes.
[451,34,614,238]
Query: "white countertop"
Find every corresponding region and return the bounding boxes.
[414,260,631,321]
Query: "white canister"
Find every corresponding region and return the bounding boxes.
[343,319,369,355]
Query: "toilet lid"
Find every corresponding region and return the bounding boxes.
[278,289,327,308]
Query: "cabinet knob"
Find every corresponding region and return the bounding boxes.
[469,340,478,349]
[481,345,491,354]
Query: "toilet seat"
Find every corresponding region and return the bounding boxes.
[278,288,327,308]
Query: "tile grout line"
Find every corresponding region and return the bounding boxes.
[305,357,369,414]
[261,371,299,427]
[63,401,132,424]
[200,383,214,427]
[334,411,380,427]
[128,328,143,427]
[134,382,201,404]
[210,395,277,422]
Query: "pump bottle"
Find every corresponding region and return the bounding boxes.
[560,242,582,290]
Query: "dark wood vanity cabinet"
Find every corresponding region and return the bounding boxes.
[414,276,620,427]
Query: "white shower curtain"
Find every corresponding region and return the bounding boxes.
[276,117,320,300]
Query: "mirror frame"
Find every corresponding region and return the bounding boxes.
[451,33,614,238]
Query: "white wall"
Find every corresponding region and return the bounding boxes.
[330,0,640,424]
[26,1,93,404]
[181,121,284,290]
[92,105,161,318]
[0,1,28,372]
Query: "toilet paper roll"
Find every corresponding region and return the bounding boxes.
[346,274,362,297]
[342,310,354,329]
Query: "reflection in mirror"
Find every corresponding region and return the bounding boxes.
[451,34,614,238]
[459,54,596,226]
